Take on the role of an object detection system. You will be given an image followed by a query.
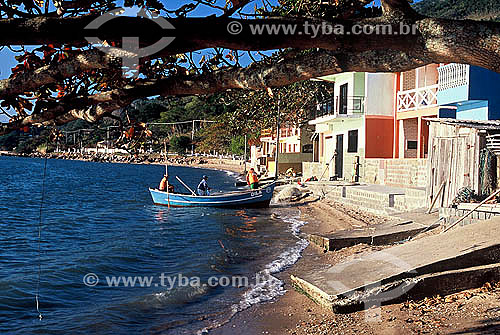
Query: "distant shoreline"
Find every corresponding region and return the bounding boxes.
[0,151,246,175]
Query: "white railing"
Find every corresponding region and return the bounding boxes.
[438,63,470,91]
[397,84,439,112]
[486,134,500,156]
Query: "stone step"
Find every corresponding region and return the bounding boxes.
[291,216,500,312]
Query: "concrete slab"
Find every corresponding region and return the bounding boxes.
[292,216,500,312]
[293,263,500,313]
[308,219,440,251]
[308,210,441,252]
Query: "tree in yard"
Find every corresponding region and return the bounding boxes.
[0,0,499,136]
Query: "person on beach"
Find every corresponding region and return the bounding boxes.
[159,174,174,192]
[246,168,260,189]
[197,175,210,196]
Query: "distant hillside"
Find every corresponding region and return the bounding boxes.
[414,0,500,21]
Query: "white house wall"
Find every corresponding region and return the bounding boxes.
[364,73,396,116]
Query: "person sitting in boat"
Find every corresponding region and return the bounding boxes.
[246,168,260,189]
[197,175,210,196]
[159,174,174,192]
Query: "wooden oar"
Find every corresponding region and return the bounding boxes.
[164,140,170,208]
[166,164,170,208]
[176,176,197,196]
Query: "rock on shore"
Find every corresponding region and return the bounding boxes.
[0,151,209,166]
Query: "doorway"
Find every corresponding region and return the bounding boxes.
[335,134,344,178]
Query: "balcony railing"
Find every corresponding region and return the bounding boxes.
[314,96,365,119]
[397,84,439,113]
[438,63,470,91]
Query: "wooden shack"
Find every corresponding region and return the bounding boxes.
[425,119,500,208]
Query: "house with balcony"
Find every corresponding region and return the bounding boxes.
[394,64,446,159]
[303,72,395,181]
[363,65,447,189]
[437,64,500,121]
[395,64,500,160]
[251,123,314,176]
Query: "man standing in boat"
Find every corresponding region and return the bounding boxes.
[197,175,210,196]
[246,168,260,189]
[159,174,174,192]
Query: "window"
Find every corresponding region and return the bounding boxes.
[407,140,418,150]
[303,144,313,153]
[347,130,358,153]
[339,83,348,114]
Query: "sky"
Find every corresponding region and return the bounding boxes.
[0,0,421,123]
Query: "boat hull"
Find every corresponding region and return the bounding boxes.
[149,182,275,208]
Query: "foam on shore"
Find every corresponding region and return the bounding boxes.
[197,209,309,334]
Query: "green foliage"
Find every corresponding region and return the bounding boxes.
[0,131,19,151]
[415,0,500,19]
[229,135,246,156]
[127,95,231,125]
[169,135,191,153]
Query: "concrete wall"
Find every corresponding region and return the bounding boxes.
[364,158,428,188]
[364,73,396,116]
[278,152,313,164]
[456,100,489,120]
[302,161,325,180]
[437,84,469,106]
[365,117,394,158]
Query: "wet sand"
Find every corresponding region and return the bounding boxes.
[211,197,500,335]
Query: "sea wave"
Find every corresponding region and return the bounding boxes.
[197,209,309,334]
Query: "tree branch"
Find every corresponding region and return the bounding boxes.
[1,9,500,135]
[1,48,432,134]
[380,0,418,18]
[1,14,499,101]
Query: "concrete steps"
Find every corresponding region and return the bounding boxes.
[304,182,427,215]
[291,216,500,313]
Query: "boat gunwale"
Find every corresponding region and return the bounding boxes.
[149,181,276,199]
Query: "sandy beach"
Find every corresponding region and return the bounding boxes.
[212,196,500,335]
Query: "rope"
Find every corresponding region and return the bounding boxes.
[35,146,49,320]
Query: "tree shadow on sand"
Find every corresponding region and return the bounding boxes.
[451,316,500,334]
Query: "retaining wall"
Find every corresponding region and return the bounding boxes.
[364,158,428,189]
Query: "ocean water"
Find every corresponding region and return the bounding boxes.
[0,156,308,334]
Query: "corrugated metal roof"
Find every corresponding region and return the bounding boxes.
[424,118,500,130]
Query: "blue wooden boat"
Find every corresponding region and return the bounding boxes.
[149,182,276,208]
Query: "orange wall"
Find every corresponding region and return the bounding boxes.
[366,117,394,158]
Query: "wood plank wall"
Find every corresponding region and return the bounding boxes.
[426,123,482,208]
